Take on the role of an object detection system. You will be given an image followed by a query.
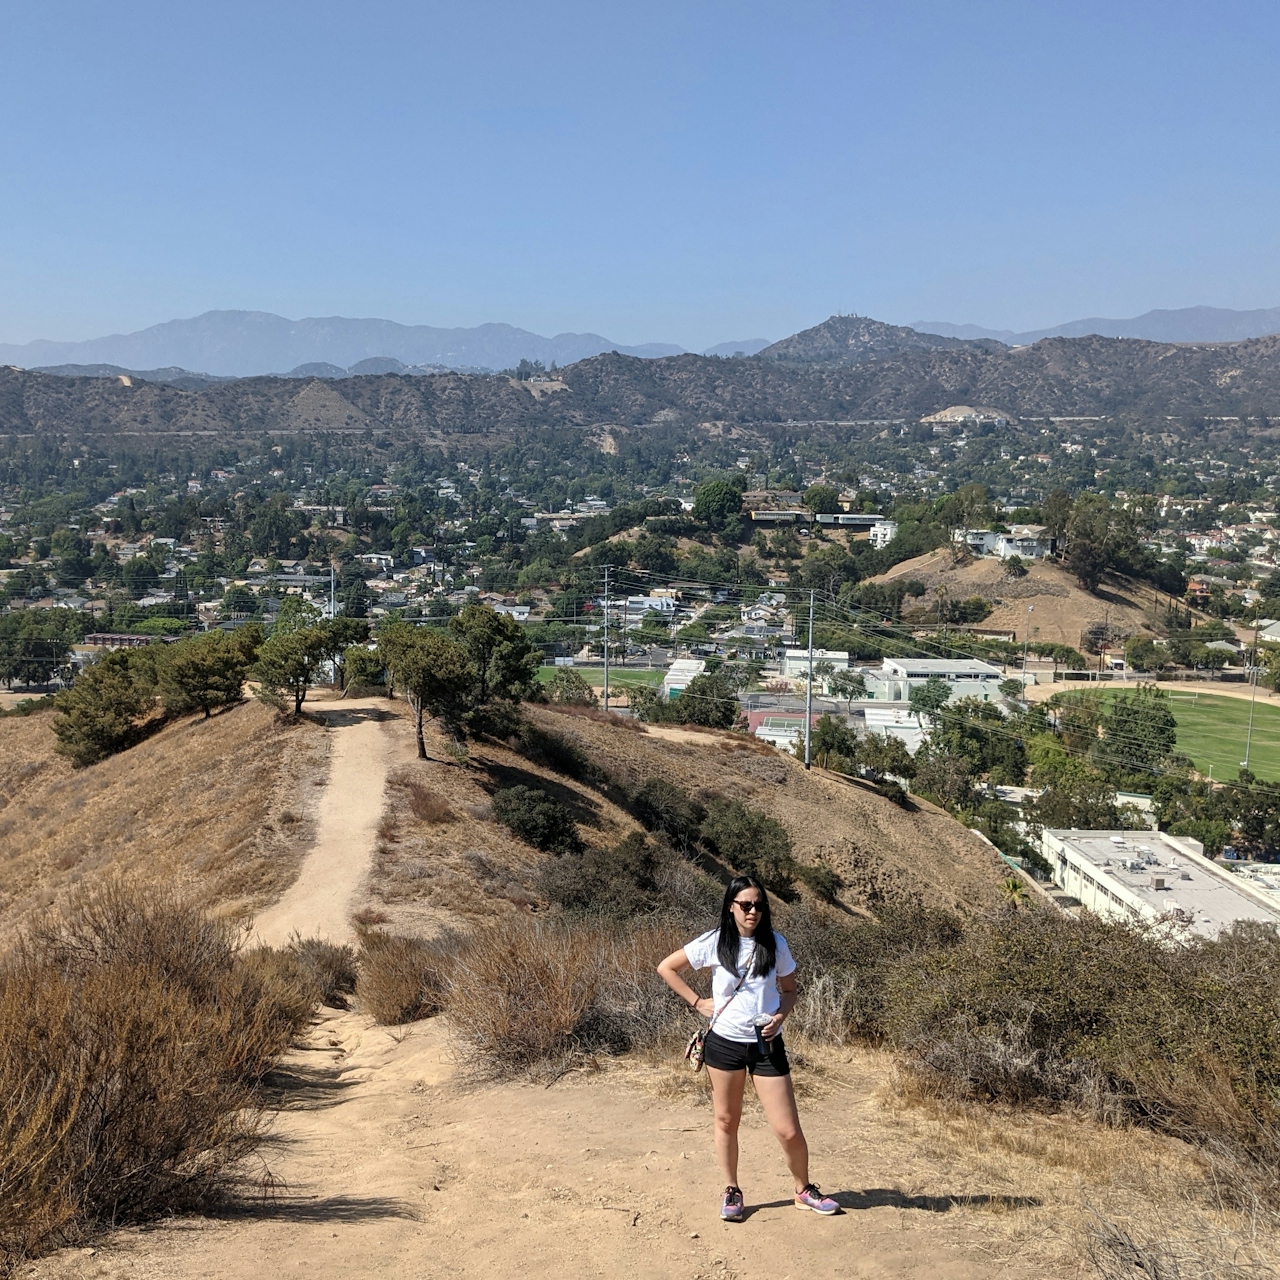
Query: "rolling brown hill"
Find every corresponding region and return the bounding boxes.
[870,549,1164,649]
[0,701,329,940]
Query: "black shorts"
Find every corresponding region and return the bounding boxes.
[703,1028,791,1077]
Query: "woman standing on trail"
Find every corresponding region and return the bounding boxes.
[656,875,840,1223]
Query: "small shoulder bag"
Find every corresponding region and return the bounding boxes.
[683,945,755,1072]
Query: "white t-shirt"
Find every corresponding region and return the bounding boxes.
[683,929,796,1044]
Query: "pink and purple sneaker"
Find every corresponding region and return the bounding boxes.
[794,1183,840,1215]
[721,1186,745,1222]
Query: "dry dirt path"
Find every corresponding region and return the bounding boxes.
[1023,678,1279,705]
[22,1010,1089,1280]
[254,700,392,947]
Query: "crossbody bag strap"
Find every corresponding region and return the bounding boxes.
[707,941,757,1032]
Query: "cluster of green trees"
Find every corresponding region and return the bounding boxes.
[629,669,743,729]
[52,627,263,767]
[379,604,540,758]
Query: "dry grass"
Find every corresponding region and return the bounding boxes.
[362,731,644,933]
[874,1059,1280,1277]
[356,930,461,1024]
[868,545,1158,647]
[446,915,688,1079]
[0,882,325,1269]
[404,781,456,824]
[0,701,330,941]
[539,703,644,732]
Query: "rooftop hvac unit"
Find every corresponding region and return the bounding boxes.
[1152,876,1167,891]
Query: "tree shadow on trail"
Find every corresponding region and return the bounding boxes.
[196,1194,416,1225]
[311,705,394,729]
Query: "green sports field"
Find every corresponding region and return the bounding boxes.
[1078,689,1280,782]
[535,667,663,690]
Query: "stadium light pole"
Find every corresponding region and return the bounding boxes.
[1021,604,1033,679]
[1244,615,1261,771]
[804,589,814,770]
[602,563,610,713]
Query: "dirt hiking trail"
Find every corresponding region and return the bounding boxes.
[254,700,392,947]
[18,703,1192,1279]
[22,1011,1089,1280]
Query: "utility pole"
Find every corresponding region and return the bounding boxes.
[330,565,336,618]
[1021,604,1034,680]
[602,564,610,713]
[804,588,814,770]
[1244,614,1261,771]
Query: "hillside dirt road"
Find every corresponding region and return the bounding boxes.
[253,699,393,947]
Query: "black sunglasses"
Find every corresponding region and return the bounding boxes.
[733,898,764,913]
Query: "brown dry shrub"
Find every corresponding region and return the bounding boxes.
[0,883,319,1269]
[357,931,464,1025]
[285,935,357,1008]
[353,906,390,927]
[446,915,686,1078]
[376,813,399,843]
[404,782,455,824]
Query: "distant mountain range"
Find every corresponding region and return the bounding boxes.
[0,310,773,377]
[912,304,1280,346]
[10,318,1280,442]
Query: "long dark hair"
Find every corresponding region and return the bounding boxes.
[716,875,776,977]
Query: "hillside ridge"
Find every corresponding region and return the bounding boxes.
[8,327,1280,436]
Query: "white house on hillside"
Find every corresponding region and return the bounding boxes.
[952,524,1055,560]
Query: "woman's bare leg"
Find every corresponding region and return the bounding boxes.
[752,1073,810,1192]
[707,1066,747,1187]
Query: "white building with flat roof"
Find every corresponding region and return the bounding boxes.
[660,658,705,700]
[866,658,1004,703]
[863,704,927,753]
[780,648,850,679]
[1042,830,1280,939]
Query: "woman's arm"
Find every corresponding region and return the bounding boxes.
[761,972,797,1040]
[656,948,713,1018]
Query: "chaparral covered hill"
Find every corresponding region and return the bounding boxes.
[0,691,1006,945]
[7,315,1280,438]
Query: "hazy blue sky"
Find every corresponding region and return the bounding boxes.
[3,0,1279,348]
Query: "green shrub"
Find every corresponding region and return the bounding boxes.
[539,831,720,924]
[630,777,706,853]
[491,785,583,854]
[700,797,796,895]
[545,667,598,706]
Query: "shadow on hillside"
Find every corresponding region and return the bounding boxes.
[479,760,605,829]
[747,1188,1041,1216]
[312,705,394,729]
